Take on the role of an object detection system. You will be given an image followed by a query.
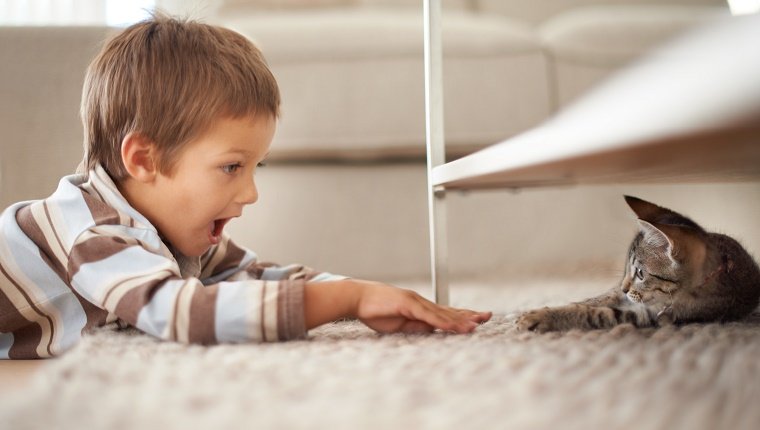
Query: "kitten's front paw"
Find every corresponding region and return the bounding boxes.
[516,308,556,333]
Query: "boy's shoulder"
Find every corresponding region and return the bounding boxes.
[1,171,137,255]
[37,171,124,225]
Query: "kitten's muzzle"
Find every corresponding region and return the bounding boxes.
[626,290,642,303]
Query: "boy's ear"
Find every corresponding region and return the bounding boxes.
[121,132,158,182]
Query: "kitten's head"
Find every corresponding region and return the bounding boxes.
[621,196,713,308]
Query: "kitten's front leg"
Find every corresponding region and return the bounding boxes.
[516,304,647,333]
[516,304,620,332]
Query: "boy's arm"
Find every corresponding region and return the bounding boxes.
[68,227,491,344]
[303,280,491,334]
[201,235,491,333]
[198,234,345,284]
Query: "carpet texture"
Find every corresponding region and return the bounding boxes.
[2,278,760,430]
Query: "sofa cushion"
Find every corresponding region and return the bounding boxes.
[221,9,550,161]
[218,0,477,14]
[540,5,729,107]
[218,0,358,13]
[477,0,729,26]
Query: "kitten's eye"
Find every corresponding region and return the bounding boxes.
[635,268,645,280]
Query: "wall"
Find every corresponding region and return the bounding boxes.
[227,163,760,282]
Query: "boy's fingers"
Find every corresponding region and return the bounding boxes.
[436,310,488,331]
[426,302,490,323]
[412,305,459,331]
[447,308,492,324]
[406,300,464,332]
[404,295,489,333]
[422,307,479,333]
[470,311,492,323]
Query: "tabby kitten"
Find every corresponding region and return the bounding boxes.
[517,196,760,332]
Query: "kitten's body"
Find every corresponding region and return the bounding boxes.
[517,196,760,332]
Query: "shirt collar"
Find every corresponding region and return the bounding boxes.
[87,163,155,232]
[87,164,202,278]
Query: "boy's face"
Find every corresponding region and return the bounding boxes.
[141,115,274,257]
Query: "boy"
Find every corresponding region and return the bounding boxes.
[0,15,490,359]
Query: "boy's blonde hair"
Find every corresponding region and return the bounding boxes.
[80,13,280,180]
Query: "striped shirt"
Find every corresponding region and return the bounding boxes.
[0,165,344,359]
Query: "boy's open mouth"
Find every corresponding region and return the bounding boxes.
[208,218,231,245]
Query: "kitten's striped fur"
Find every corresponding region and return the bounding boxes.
[517,196,760,332]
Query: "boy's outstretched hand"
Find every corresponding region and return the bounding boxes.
[304,280,491,334]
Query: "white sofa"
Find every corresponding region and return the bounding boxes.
[214,0,727,160]
[6,0,757,283]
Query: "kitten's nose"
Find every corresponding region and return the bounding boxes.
[622,282,631,293]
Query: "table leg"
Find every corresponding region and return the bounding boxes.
[423,0,449,305]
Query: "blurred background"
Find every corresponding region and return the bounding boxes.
[1,0,758,286]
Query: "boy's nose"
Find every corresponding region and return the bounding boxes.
[238,178,258,205]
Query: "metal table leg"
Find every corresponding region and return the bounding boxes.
[423,0,449,305]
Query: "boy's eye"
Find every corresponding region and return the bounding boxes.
[221,163,242,174]
[257,162,267,168]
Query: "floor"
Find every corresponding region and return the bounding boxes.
[0,360,50,398]
[3,278,759,430]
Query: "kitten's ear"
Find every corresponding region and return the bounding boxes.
[638,220,706,264]
[625,196,669,223]
[625,195,704,234]
[638,220,673,253]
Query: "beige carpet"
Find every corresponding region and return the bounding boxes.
[2,278,760,430]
